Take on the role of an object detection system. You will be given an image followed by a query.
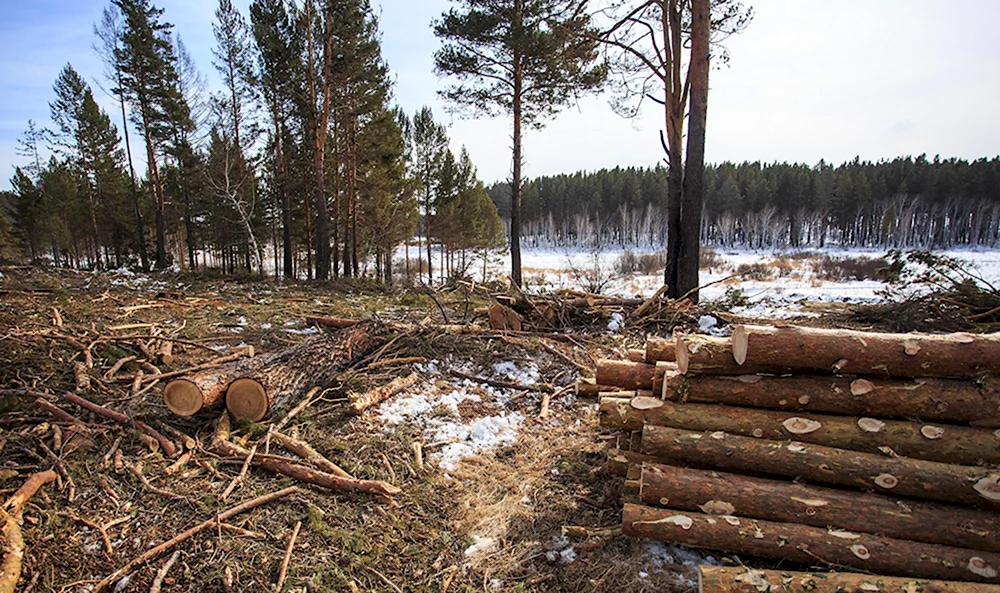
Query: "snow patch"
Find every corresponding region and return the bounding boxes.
[608,312,624,332]
[464,535,498,559]
[642,540,720,589]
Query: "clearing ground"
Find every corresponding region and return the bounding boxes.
[1,248,997,592]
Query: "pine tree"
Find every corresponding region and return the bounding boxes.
[94,4,149,270]
[113,0,185,269]
[407,106,448,283]
[250,0,301,279]
[434,0,606,287]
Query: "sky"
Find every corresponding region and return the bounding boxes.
[1,0,999,192]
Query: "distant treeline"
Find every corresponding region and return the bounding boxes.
[488,155,1000,250]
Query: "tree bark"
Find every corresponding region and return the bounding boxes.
[162,372,229,417]
[730,325,1000,379]
[698,566,1000,593]
[627,399,1000,465]
[661,372,1000,426]
[638,463,1000,552]
[640,425,1000,509]
[623,504,1000,584]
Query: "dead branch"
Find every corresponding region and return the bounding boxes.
[93,486,299,593]
[0,470,58,593]
[63,392,178,457]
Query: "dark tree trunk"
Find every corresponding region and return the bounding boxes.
[678,0,710,302]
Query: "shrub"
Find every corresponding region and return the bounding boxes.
[616,250,667,276]
[811,255,889,281]
[735,262,773,281]
[700,248,723,270]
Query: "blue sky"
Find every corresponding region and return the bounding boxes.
[2,0,999,192]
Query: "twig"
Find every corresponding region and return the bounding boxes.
[0,471,58,593]
[124,461,184,501]
[220,444,257,501]
[148,550,180,593]
[411,441,424,472]
[271,387,321,434]
[93,486,300,593]
[366,566,403,593]
[274,521,302,592]
[37,441,74,502]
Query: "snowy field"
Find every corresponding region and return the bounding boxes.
[506,247,1000,319]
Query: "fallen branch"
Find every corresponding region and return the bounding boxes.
[211,414,400,497]
[148,550,180,593]
[447,369,554,393]
[63,392,178,458]
[0,470,58,593]
[93,486,299,593]
[274,521,301,592]
[348,373,419,415]
[271,432,351,479]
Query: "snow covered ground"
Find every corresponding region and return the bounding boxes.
[507,246,1000,319]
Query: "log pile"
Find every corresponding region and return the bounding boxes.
[594,324,1000,584]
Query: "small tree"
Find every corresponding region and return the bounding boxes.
[434,0,606,287]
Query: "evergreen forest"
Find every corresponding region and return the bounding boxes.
[488,155,1000,251]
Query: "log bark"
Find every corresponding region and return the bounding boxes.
[640,425,1000,509]
[676,334,737,375]
[730,325,1000,379]
[607,450,656,477]
[348,373,419,414]
[0,471,57,593]
[628,399,1000,465]
[596,360,659,391]
[627,349,646,363]
[698,566,1000,593]
[623,503,1000,584]
[645,337,677,363]
[638,463,1000,552]
[163,321,387,420]
[661,373,1000,426]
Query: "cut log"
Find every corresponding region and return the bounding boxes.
[575,377,619,397]
[628,399,1000,465]
[644,337,677,363]
[626,349,646,363]
[640,425,1000,509]
[675,335,737,375]
[598,395,657,431]
[661,373,1000,426]
[730,325,1000,379]
[698,566,1000,593]
[225,378,269,421]
[163,321,388,420]
[607,450,656,477]
[638,463,1000,552]
[596,360,659,391]
[488,303,523,331]
[348,373,420,415]
[623,503,1000,584]
[163,373,230,417]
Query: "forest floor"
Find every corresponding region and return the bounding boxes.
[0,256,960,593]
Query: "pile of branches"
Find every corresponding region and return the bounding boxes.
[853,250,1000,333]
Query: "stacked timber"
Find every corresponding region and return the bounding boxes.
[595,325,1000,585]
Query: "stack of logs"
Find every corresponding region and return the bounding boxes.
[591,324,1000,587]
